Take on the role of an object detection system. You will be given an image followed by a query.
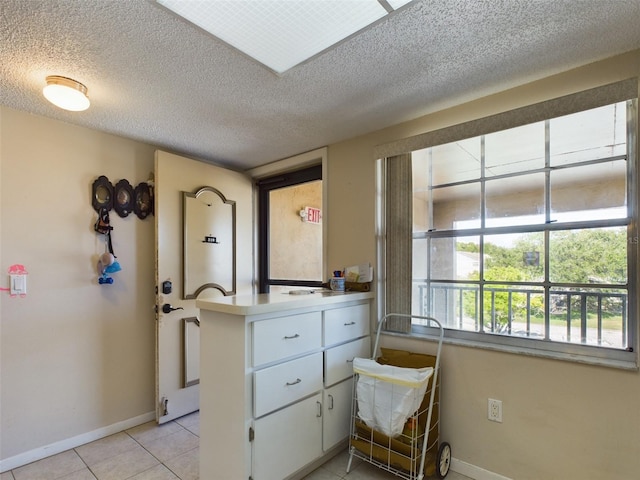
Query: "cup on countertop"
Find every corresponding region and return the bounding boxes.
[329,276,345,292]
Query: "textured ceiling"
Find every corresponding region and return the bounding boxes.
[2,0,640,171]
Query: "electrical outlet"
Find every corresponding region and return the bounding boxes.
[488,398,503,422]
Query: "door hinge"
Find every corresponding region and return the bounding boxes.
[249,426,254,442]
[160,396,169,417]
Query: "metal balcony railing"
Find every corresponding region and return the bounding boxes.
[416,283,628,348]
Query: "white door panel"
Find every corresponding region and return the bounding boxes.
[155,150,253,423]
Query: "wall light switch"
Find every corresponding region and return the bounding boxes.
[10,274,27,295]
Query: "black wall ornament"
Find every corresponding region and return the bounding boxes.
[114,179,134,218]
[92,176,113,212]
[134,182,153,220]
[91,176,153,220]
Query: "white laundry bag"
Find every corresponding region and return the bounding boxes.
[353,357,434,438]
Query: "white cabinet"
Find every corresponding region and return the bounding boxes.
[322,378,354,451]
[253,393,323,480]
[198,292,373,480]
[322,302,371,454]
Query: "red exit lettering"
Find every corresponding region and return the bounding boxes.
[305,207,322,224]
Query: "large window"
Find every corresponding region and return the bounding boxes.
[380,82,638,366]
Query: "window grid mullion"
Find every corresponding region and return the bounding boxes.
[479,135,486,333]
[544,119,552,341]
[426,148,433,318]
[626,98,638,352]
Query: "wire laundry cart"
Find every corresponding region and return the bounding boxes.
[347,314,451,479]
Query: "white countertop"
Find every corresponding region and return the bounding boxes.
[196,290,374,316]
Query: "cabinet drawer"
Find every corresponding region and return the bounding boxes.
[253,312,322,366]
[324,303,370,346]
[254,352,323,418]
[324,336,370,387]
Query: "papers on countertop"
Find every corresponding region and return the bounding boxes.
[345,263,373,283]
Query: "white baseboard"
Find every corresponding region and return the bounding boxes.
[0,411,155,473]
[452,457,512,480]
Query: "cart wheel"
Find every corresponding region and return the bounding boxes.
[436,442,451,478]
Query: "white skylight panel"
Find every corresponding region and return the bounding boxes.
[386,0,413,9]
[157,0,413,74]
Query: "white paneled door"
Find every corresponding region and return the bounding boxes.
[154,150,253,423]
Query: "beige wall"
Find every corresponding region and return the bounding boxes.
[0,107,157,462]
[325,50,640,479]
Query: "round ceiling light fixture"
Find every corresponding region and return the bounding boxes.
[43,75,90,111]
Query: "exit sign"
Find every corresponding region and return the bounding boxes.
[303,206,322,224]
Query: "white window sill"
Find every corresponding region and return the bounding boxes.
[379,328,638,371]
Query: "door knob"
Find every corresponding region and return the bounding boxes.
[162,304,184,314]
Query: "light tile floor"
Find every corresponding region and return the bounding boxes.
[1,412,472,480]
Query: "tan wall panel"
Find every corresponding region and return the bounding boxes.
[1,107,156,459]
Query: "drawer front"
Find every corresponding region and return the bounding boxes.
[324,336,370,387]
[253,311,322,366]
[254,352,323,418]
[324,303,370,346]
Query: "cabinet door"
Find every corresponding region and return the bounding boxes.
[323,378,354,451]
[253,393,323,480]
[324,303,370,347]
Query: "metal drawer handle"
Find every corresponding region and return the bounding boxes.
[346,358,354,363]
[328,394,334,410]
[284,334,300,340]
[286,378,302,386]
[344,321,356,326]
